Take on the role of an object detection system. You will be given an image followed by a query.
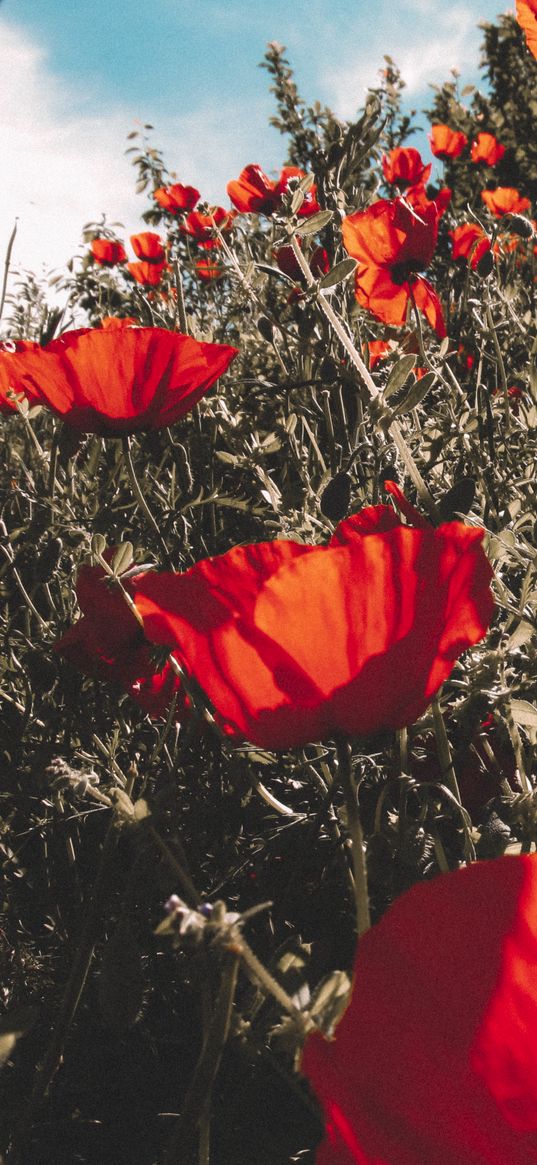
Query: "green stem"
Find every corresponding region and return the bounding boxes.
[289,234,440,523]
[163,952,240,1165]
[13,824,118,1161]
[431,697,476,862]
[173,257,189,334]
[121,436,172,565]
[336,738,371,937]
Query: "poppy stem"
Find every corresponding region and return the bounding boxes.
[288,233,440,523]
[484,295,511,436]
[121,436,173,566]
[172,257,189,334]
[431,698,476,862]
[336,738,371,937]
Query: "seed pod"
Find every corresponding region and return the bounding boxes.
[320,471,352,521]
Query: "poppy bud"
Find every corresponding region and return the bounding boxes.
[503,214,535,239]
[437,477,476,522]
[476,249,495,277]
[319,356,338,383]
[320,472,352,521]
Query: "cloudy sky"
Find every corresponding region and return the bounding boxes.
[0,0,512,276]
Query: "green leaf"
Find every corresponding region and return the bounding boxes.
[383,355,417,399]
[111,542,134,577]
[390,372,436,414]
[319,258,357,290]
[510,699,537,731]
[294,210,333,236]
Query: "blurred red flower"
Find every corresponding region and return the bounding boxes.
[364,339,394,369]
[127,261,167,286]
[133,506,493,750]
[55,560,187,719]
[274,243,330,282]
[381,148,431,189]
[481,187,531,216]
[429,124,467,159]
[516,0,537,57]
[90,238,127,266]
[196,258,226,282]
[181,207,236,244]
[471,133,506,166]
[99,316,138,330]
[130,231,166,263]
[3,327,238,435]
[405,183,451,217]
[153,182,200,214]
[449,222,492,269]
[342,194,446,337]
[303,854,537,1165]
[227,164,320,217]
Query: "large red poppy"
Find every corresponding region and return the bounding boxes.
[470,133,505,167]
[127,261,167,287]
[450,222,491,269]
[133,505,493,750]
[381,148,431,189]
[481,187,532,217]
[2,328,238,435]
[227,164,320,217]
[153,182,200,214]
[181,207,236,244]
[55,560,187,719]
[342,195,446,337]
[303,854,537,1165]
[517,0,537,57]
[90,238,127,266]
[130,232,166,263]
[429,124,467,159]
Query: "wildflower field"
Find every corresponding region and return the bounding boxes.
[1,6,536,1164]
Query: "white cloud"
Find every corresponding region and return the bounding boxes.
[322,3,483,118]
[0,16,272,288]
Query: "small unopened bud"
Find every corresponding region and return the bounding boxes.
[320,471,352,521]
[476,249,494,278]
[504,214,534,240]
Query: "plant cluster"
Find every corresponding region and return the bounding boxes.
[0,9,536,1165]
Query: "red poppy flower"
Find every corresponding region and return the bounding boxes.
[99,316,138,330]
[381,148,431,189]
[227,164,320,217]
[471,133,506,167]
[274,243,330,282]
[3,327,238,435]
[364,339,394,369]
[517,0,537,57]
[90,238,127,266]
[153,183,200,214]
[429,124,468,159]
[130,231,166,263]
[304,854,537,1165]
[404,184,451,218]
[196,258,226,282]
[481,188,532,217]
[342,195,446,337]
[181,207,236,244]
[127,261,167,287]
[133,506,493,750]
[55,560,187,719]
[450,223,492,269]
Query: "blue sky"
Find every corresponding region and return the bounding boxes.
[0,0,513,275]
